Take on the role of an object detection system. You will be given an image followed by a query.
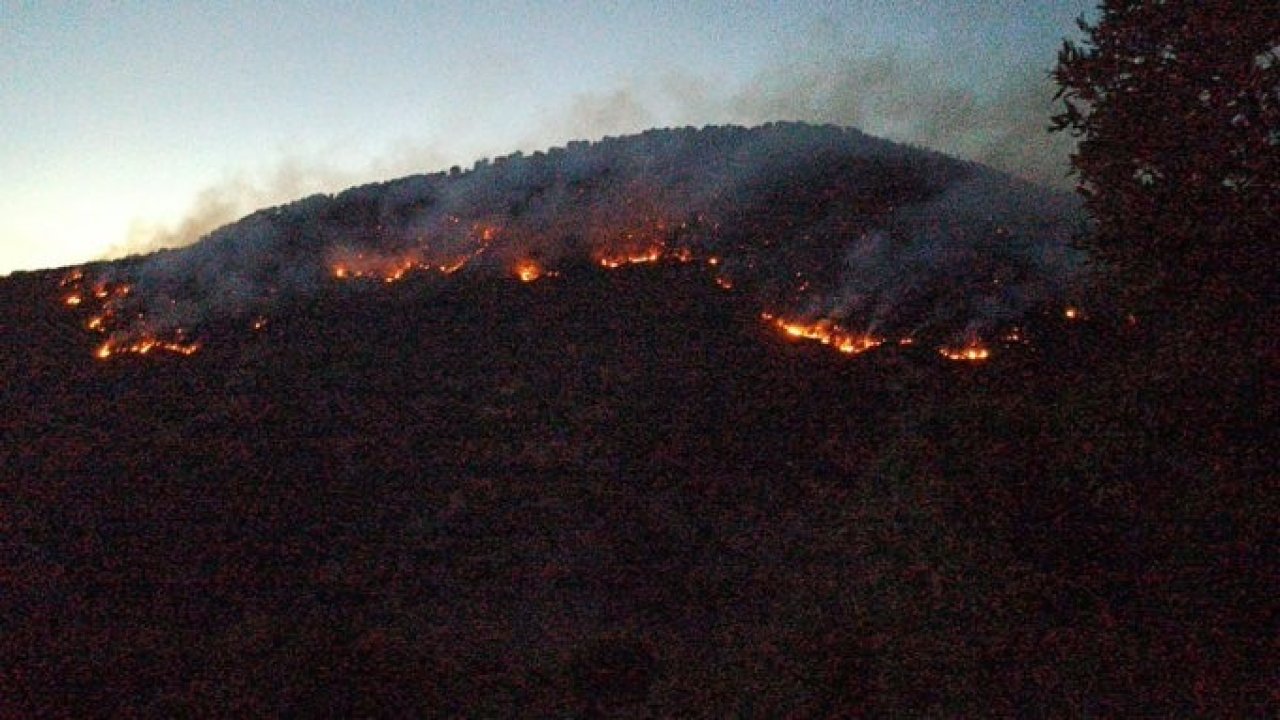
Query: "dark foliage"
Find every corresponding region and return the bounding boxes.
[2,251,1272,715]
[1052,0,1278,345]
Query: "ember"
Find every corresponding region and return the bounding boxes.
[94,337,201,360]
[515,260,544,282]
[59,268,202,360]
[763,314,883,356]
[938,343,991,362]
[597,246,664,269]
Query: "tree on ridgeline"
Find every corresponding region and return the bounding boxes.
[1051,1,1278,350]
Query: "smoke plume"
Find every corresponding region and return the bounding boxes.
[73,123,1085,360]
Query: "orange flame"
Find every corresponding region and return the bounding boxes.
[598,246,663,268]
[764,314,883,355]
[94,337,201,360]
[938,343,990,362]
[515,260,543,283]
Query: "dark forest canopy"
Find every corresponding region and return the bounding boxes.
[1053,1,1278,348]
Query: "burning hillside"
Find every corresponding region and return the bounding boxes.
[54,123,1085,362]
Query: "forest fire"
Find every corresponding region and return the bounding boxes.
[597,246,664,268]
[330,254,430,282]
[937,342,991,362]
[94,338,201,361]
[762,314,884,355]
[59,252,1011,365]
[59,269,202,361]
[515,260,544,282]
[328,223,500,283]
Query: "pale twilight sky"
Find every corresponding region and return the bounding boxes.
[1,1,1094,274]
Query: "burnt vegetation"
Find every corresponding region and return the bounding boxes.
[2,114,1273,715]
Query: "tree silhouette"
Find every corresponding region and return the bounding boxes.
[1052,2,1277,345]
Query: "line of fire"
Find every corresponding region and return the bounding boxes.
[57,216,1084,364]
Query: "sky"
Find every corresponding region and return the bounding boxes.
[1,1,1095,275]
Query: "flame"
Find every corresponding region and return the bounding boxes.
[94,337,201,361]
[1002,327,1026,344]
[59,266,202,360]
[597,245,664,269]
[764,314,883,355]
[515,260,543,283]
[438,258,468,275]
[938,342,990,362]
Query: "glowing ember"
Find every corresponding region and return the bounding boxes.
[94,337,201,361]
[938,343,991,362]
[58,266,203,360]
[438,258,468,275]
[714,276,733,290]
[763,314,883,355]
[1064,306,1081,320]
[252,317,268,331]
[515,260,543,283]
[598,246,664,268]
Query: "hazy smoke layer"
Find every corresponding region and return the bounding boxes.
[84,123,1084,351]
[534,42,1076,191]
[117,36,1076,263]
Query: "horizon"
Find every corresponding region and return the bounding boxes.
[2,1,1094,275]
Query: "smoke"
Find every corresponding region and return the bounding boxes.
[103,144,456,261]
[115,29,1077,271]
[73,122,1083,361]
[729,53,1076,190]
[533,41,1076,191]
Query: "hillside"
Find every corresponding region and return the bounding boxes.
[3,124,1271,716]
[59,123,1085,362]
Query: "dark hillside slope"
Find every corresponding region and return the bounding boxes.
[3,256,1271,716]
[3,122,1270,716]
